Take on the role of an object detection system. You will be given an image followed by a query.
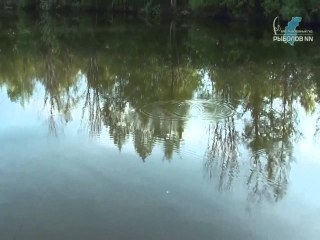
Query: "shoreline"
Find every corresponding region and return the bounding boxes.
[0,7,319,26]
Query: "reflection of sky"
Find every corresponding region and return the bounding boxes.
[298,112,319,156]
[1,79,320,239]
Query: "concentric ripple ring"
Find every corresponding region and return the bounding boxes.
[139,99,236,121]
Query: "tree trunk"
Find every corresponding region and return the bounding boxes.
[171,0,177,13]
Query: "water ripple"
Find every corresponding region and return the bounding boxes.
[139,99,236,121]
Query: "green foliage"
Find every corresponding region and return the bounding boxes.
[140,0,161,17]
[189,0,212,10]
[0,0,319,22]
[189,0,319,22]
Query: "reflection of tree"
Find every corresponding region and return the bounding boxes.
[95,19,195,157]
[39,13,60,54]
[81,52,103,138]
[132,127,154,161]
[102,103,131,151]
[240,63,300,210]
[204,117,239,191]
[40,44,80,135]
[131,117,185,161]
[80,25,114,138]
[202,56,318,210]
[1,15,320,211]
[46,110,58,136]
[0,34,36,106]
[170,20,178,99]
[316,110,320,137]
[41,46,62,135]
[156,118,184,161]
[245,148,293,212]
[101,69,131,150]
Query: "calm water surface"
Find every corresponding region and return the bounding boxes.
[0,14,320,240]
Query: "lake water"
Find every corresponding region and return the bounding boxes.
[0,14,320,240]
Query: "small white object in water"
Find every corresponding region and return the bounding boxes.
[167,191,169,194]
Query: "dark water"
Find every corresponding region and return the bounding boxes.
[1,14,320,240]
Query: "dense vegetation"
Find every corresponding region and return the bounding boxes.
[0,0,319,22]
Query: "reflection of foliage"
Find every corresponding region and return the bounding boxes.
[82,84,103,137]
[81,52,104,138]
[1,15,320,209]
[39,13,60,54]
[40,47,81,135]
[43,96,61,136]
[202,55,305,210]
[204,117,239,192]
[245,145,293,212]
[101,70,131,150]
[315,106,320,137]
